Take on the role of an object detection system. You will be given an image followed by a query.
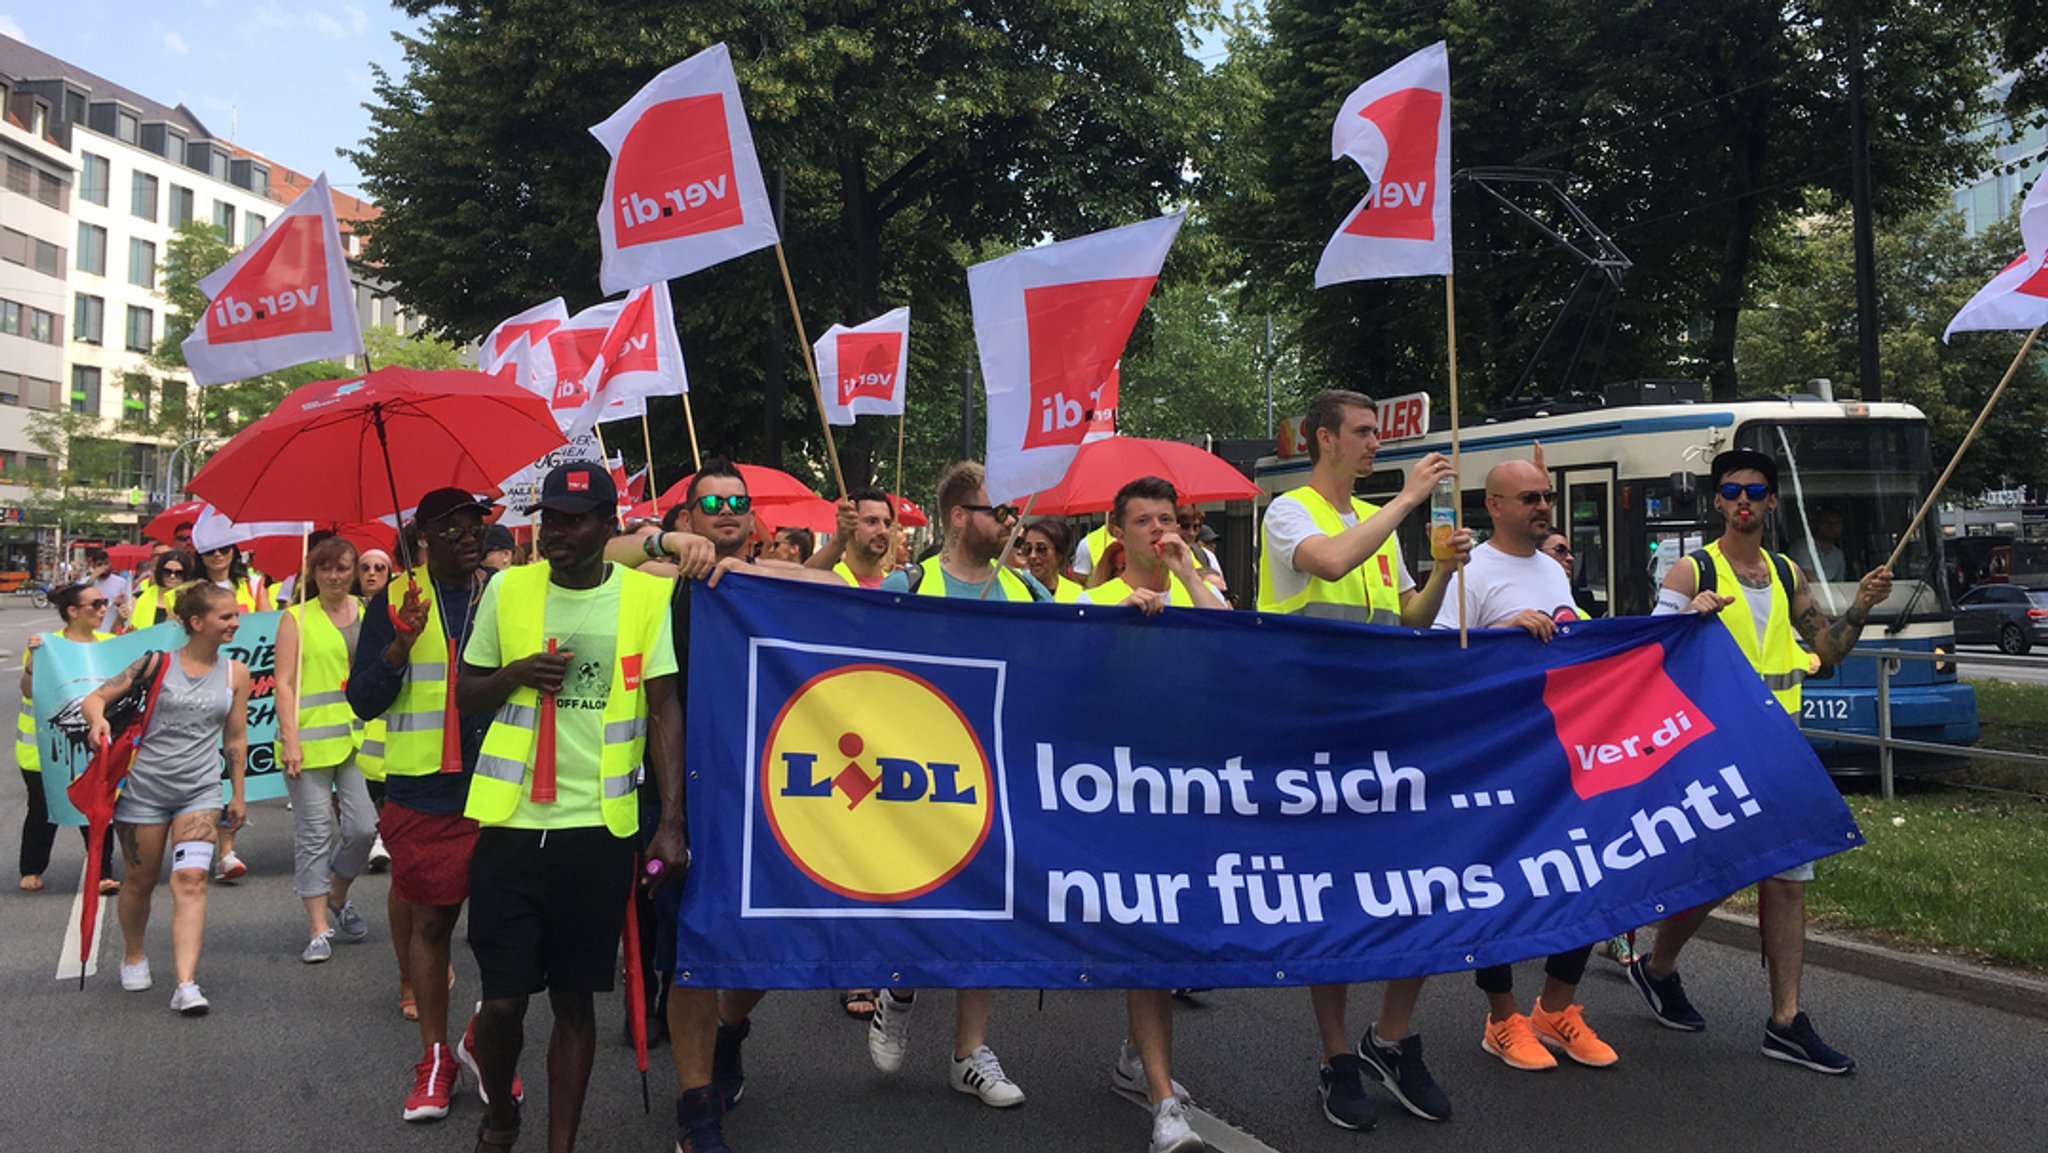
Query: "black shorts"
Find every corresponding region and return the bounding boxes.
[467,826,636,1000]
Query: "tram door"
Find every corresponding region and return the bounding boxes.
[1556,466,1616,617]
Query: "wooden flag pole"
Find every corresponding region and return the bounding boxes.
[772,244,847,498]
[1446,273,1466,649]
[894,410,907,522]
[639,410,664,520]
[980,492,1040,601]
[1884,323,2043,573]
[678,392,703,474]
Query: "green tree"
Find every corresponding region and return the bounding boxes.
[21,409,133,536]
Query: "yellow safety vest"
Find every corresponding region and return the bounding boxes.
[1080,523,1114,574]
[831,560,889,589]
[1257,487,1403,623]
[1046,576,1085,604]
[915,556,1033,602]
[131,582,165,629]
[380,580,462,777]
[1086,573,1198,607]
[17,631,113,772]
[354,717,387,781]
[224,578,263,613]
[1694,541,1808,715]
[281,600,359,768]
[465,564,669,836]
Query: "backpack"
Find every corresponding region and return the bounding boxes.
[1687,548,1796,595]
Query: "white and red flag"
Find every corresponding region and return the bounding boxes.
[181,173,363,384]
[969,213,1184,504]
[481,299,568,376]
[1314,42,1453,287]
[1084,363,1119,443]
[591,43,779,294]
[564,283,687,438]
[815,307,911,426]
[1943,253,2048,342]
[505,300,623,429]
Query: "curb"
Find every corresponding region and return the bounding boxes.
[1696,909,2048,1021]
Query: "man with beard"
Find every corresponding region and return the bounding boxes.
[1431,460,1617,1073]
[805,485,897,589]
[1628,449,1891,1075]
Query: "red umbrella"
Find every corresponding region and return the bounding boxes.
[65,654,172,988]
[105,543,155,571]
[244,522,398,587]
[186,367,566,568]
[621,878,650,1111]
[753,498,837,537]
[893,495,928,529]
[1025,437,1260,516]
[143,501,207,545]
[653,464,821,508]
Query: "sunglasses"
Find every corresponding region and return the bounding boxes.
[201,545,234,556]
[1545,543,1573,558]
[1493,489,1555,506]
[1018,541,1055,556]
[961,503,1020,524]
[1719,482,1771,501]
[361,561,390,572]
[82,598,109,609]
[431,524,488,542]
[159,567,185,578]
[694,494,752,515]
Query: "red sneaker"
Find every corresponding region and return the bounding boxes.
[455,1008,526,1106]
[402,1043,459,1122]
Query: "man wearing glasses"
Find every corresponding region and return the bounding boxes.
[1628,449,1891,1075]
[1429,461,1618,1074]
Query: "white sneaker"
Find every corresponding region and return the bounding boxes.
[367,836,391,874]
[119,958,152,992]
[868,988,914,1074]
[301,932,334,964]
[950,1044,1025,1108]
[1150,1096,1205,1153]
[1113,1040,1190,1101]
[170,981,210,1015]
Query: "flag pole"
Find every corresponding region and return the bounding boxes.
[1884,324,2043,572]
[593,424,625,531]
[980,492,1040,601]
[1446,273,1466,649]
[678,393,702,474]
[894,410,907,524]
[772,243,847,497]
[639,410,664,521]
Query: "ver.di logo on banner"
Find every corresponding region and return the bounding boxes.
[744,640,1014,919]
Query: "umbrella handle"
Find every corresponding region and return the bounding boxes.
[531,639,558,802]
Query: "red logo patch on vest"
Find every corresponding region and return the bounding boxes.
[621,653,643,692]
[1376,554,1394,587]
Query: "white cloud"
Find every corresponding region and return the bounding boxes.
[0,15,28,42]
[307,11,344,38]
[251,1,293,30]
[344,4,368,35]
[162,31,190,57]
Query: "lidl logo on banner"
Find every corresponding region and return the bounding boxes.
[835,332,903,406]
[1339,88,1443,243]
[613,94,743,247]
[747,643,1012,918]
[1543,643,1717,799]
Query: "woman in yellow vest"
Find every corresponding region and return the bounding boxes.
[197,541,266,613]
[1018,520,1086,603]
[128,550,195,630]
[277,536,378,963]
[16,583,117,892]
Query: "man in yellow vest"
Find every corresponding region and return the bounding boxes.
[1258,388,1470,1129]
[804,485,897,589]
[1628,448,1891,1074]
[348,486,519,1122]
[1080,476,1228,613]
[456,462,684,1152]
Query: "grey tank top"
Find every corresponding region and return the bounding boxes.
[124,653,234,806]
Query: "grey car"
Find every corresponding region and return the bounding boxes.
[1953,584,2048,655]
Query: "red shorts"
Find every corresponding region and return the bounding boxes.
[381,802,479,907]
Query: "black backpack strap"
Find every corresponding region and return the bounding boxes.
[1770,551,1798,593]
[1685,549,1717,595]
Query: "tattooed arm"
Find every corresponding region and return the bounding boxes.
[1792,566,1895,668]
[79,654,155,748]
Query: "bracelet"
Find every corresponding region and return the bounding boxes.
[642,532,668,561]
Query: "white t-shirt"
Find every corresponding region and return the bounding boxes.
[1430,540,1579,630]
[1261,492,1417,609]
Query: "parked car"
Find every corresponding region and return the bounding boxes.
[1953,584,2048,654]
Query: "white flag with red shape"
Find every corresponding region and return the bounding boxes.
[516,301,624,430]
[481,299,569,377]
[563,283,687,438]
[1943,253,2048,342]
[816,307,911,426]
[591,43,779,294]
[970,213,1184,504]
[1084,363,1119,443]
[1314,42,1453,287]
[181,173,363,384]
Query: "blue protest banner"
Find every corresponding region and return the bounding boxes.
[34,613,284,824]
[675,577,1862,990]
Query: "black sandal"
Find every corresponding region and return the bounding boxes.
[840,988,878,1020]
[474,1106,520,1152]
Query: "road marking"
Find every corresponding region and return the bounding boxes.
[1118,1084,1286,1153]
[54,860,107,982]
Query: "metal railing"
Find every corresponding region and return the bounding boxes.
[1799,646,2048,801]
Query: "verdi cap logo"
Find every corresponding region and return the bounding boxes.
[761,664,995,902]
[612,95,744,248]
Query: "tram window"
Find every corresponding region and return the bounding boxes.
[1566,480,1611,616]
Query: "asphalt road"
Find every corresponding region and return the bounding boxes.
[1956,644,2048,686]
[1,597,2044,1153]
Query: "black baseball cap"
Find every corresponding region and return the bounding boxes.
[525,461,617,516]
[482,525,516,553]
[415,487,493,524]
[1711,449,1778,491]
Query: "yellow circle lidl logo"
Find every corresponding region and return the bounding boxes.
[760,664,994,902]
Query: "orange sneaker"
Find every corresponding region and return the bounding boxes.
[1531,1002,1618,1067]
[1481,1012,1557,1071]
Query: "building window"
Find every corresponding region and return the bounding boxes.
[0,226,22,265]
[213,201,235,236]
[243,212,266,244]
[62,90,85,125]
[2,157,27,195]
[32,239,61,278]
[71,366,100,415]
[125,305,153,353]
[0,371,17,406]
[128,238,156,289]
[74,294,104,345]
[76,222,107,275]
[34,169,64,209]
[114,110,139,145]
[169,185,195,227]
[28,307,55,344]
[0,299,18,336]
[81,154,110,206]
[130,171,159,222]
[121,373,153,426]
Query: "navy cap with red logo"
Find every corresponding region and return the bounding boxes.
[525,461,617,516]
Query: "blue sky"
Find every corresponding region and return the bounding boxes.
[0,1,424,197]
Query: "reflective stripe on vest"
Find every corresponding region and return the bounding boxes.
[281,600,359,768]
[18,631,112,772]
[1697,541,1807,715]
[463,564,669,835]
[353,716,386,782]
[1257,487,1402,624]
[914,556,1032,602]
[380,585,456,776]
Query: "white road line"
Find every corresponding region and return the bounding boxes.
[54,860,106,982]
[1118,1085,1287,1153]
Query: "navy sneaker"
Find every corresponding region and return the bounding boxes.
[1762,1012,1855,1074]
[675,1086,732,1153]
[713,1018,750,1110]
[1317,1053,1379,1131]
[1626,960,1707,1032]
[1358,1027,1450,1122]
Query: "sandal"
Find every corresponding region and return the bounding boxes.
[18,875,43,892]
[473,1103,520,1152]
[840,988,878,1020]
[99,879,122,897]
[399,992,419,1021]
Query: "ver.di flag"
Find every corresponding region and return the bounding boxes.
[519,300,626,430]
[1314,42,1453,287]
[564,282,688,439]
[970,214,1184,504]
[481,298,569,376]
[181,173,363,384]
[592,43,779,294]
[1943,253,2048,341]
[816,307,911,427]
